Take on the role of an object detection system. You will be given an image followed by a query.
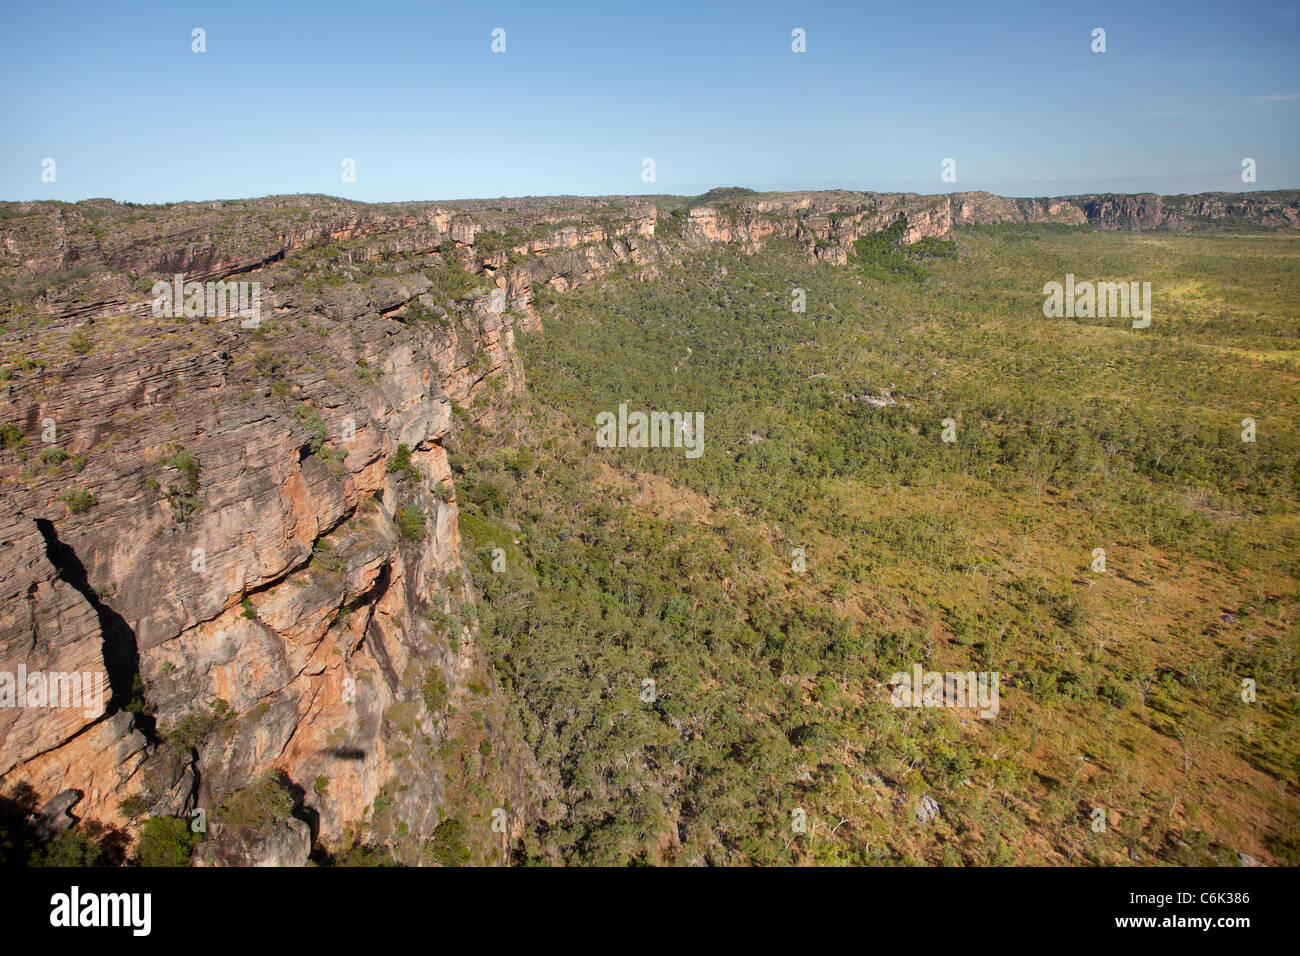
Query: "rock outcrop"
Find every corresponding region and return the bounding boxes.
[0,203,554,864]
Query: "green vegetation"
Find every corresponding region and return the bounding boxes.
[164,448,201,521]
[425,256,481,303]
[30,829,103,866]
[396,505,426,540]
[60,487,96,513]
[423,818,470,866]
[455,227,1299,865]
[332,841,398,866]
[164,698,233,751]
[311,538,345,575]
[851,216,953,282]
[294,402,327,455]
[422,667,449,713]
[137,816,198,867]
[215,774,295,833]
[387,442,421,482]
[118,795,151,820]
[68,327,94,355]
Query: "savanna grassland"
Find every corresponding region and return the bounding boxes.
[453,226,1300,865]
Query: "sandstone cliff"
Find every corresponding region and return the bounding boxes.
[0,201,553,864]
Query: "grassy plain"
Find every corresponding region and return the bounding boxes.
[456,226,1299,865]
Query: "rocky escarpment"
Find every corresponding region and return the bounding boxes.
[0,206,557,864]
[668,188,1300,257]
[0,320,542,863]
[4,188,1295,326]
[2,184,1298,865]
[1063,191,1300,230]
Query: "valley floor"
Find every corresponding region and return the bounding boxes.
[457,227,1299,865]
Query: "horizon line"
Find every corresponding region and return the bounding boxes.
[3,184,1299,209]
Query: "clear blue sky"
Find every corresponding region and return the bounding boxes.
[2,0,1297,202]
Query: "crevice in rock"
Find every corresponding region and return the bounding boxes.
[339,559,392,661]
[2,708,134,771]
[184,746,202,816]
[363,613,401,696]
[280,773,320,847]
[208,249,285,282]
[345,561,391,617]
[33,517,158,745]
[25,581,39,654]
[181,499,366,634]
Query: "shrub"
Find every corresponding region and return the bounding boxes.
[137,817,197,867]
[468,479,505,514]
[61,487,96,513]
[164,449,201,520]
[397,505,426,540]
[1051,598,1084,630]
[422,668,449,712]
[426,257,480,303]
[119,795,151,819]
[215,774,295,833]
[68,327,94,355]
[505,449,534,477]
[423,818,470,866]
[294,402,327,454]
[164,698,232,750]
[311,539,345,574]
[1099,682,1130,709]
[333,842,397,866]
[387,443,421,481]
[30,828,102,867]
[166,449,200,489]
[852,216,932,283]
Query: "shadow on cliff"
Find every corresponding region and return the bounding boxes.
[0,783,130,866]
[34,517,158,744]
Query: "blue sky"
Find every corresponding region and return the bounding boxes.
[1,0,1297,202]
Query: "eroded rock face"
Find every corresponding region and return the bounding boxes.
[202,816,312,867]
[949,192,1089,227]
[0,300,521,856]
[674,188,1300,258]
[0,202,562,863]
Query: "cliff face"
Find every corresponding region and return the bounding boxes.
[0,202,552,864]
[2,186,1298,864]
[674,188,1300,256]
[1062,191,1300,230]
